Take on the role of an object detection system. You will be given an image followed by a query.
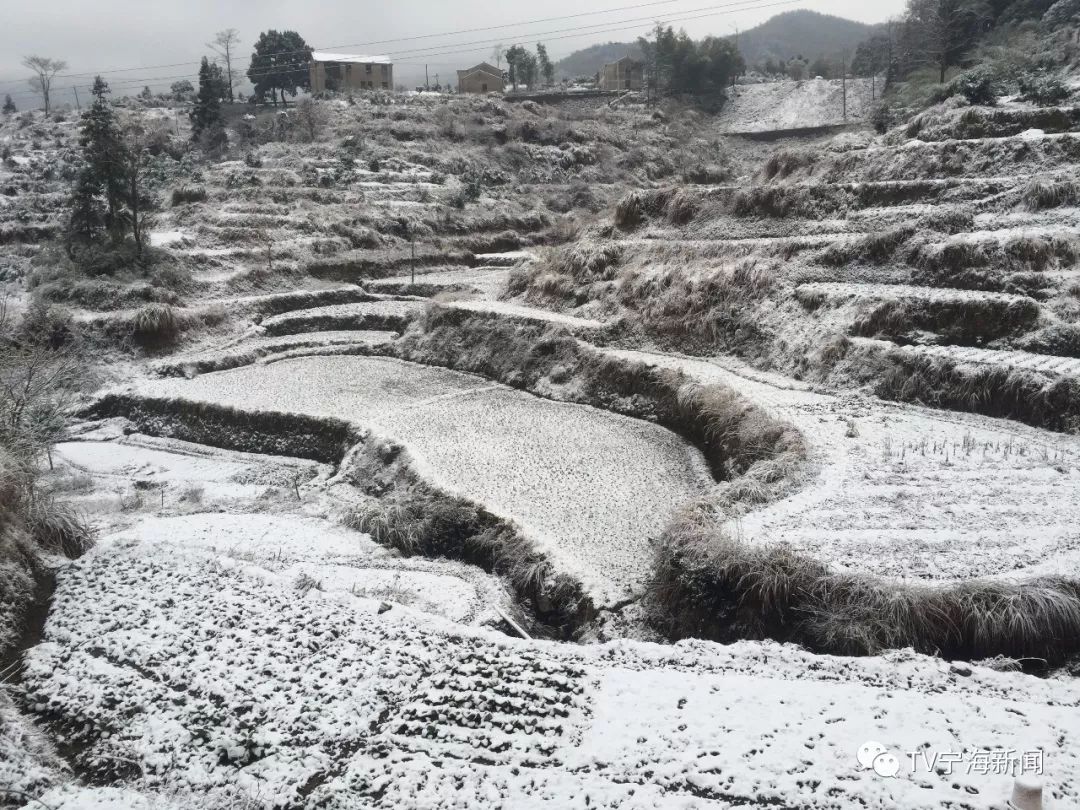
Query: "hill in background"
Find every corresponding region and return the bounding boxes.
[554,10,883,78]
[555,41,644,79]
[737,9,884,67]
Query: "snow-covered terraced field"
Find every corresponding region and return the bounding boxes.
[443,298,607,330]
[796,281,1038,307]
[606,348,1080,581]
[368,266,511,296]
[135,355,713,604]
[153,330,398,376]
[259,300,425,335]
[854,336,1080,378]
[23,535,1080,809]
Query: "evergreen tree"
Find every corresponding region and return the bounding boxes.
[191,57,226,149]
[74,77,126,244]
[504,44,527,88]
[638,26,745,98]
[2,95,15,114]
[67,166,106,246]
[247,30,311,106]
[536,43,555,86]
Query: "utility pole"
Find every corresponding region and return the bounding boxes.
[842,51,848,121]
[425,65,430,91]
[72,85,81,112]
[732,26,740,90]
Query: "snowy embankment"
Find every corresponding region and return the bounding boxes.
[21,531,1080,809]
[129,355,713,606]
[719,78,877,134]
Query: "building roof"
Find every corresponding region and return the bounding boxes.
[605,56,642,67]
[458,66,504,81]
[311,52,392,65]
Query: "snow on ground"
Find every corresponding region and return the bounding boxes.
[443,298,606,330]
[258,300,425,335]
[48,431,327,516]
[719,78,877,133]
[796,281,1037,306]
[147,229,187,247]
[135,355,713,605]
[152,330,398,376]
[21,535,1080,809]
[368,266,510,297]
[606,348,1080,582]
[854,336,1080,378]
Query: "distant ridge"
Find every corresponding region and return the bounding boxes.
[736,9,884,67]
[554,10,882,78]
[555,41,644,80]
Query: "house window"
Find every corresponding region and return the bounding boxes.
[481,82,488,92]
[382,82,389,89]
[366,64,372,74]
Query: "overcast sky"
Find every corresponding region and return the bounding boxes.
[0,0,908,105]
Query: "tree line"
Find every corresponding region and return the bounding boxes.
[638,24,745,98]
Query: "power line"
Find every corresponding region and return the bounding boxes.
[0,0,697,88]
[5,0,801,101]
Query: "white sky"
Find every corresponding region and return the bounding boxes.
[0,0,908,104]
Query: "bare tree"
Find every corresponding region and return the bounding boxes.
[491,44,506,70]
[22,55,68,114]
[119,121,154,259]
[208,28,241,103]
[902,0,989,84]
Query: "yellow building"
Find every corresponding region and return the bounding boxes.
[457,62,505,94]
[597,57,643,91]
[310,52,393,93]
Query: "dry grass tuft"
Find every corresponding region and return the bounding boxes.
[1022,178,1079,211]
[761,148,815,181]
[651,511,1080,661]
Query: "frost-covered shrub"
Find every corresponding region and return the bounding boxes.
[1022,177,1079,209]
[762,148,814,181]
[1019,73,1070,106]
[129,303,183,347]
[171,186,208,206]
[1044,0,1080,26]
[937,67,999,106]
[871,102,893,134]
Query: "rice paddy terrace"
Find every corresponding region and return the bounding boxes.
[6,91,1080,809]
[518,97,1080,432]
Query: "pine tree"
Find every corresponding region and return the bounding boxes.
[68,77,126,248]
[82,77,127,240]
[67,168,106,246]
[191,57,226,149]
[1,95,15,114]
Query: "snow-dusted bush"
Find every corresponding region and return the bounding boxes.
[1044,0,1080,26]
[934,66,1000,106]
[170,185,208,206]
[1019,72,1071,106]
[1022,176,1079,209]
[761,148,815,181]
